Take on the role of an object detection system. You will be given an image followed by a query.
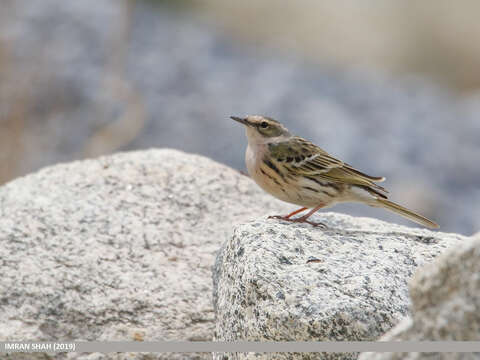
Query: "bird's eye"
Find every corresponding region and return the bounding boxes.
[260,121,269,128]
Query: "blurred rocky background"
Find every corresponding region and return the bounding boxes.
[0,0,479,235]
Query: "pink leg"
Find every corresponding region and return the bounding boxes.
[294,204,326,226]
[269,204,327,228]
[268,207,308,220]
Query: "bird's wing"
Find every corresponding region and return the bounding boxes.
[268,137,388,193]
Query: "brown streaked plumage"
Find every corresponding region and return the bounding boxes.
[231,114,439,229]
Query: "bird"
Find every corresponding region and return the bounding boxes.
[231,115,439,229]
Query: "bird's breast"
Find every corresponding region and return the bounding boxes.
[245,144,310,206]
[245,144,261,178]
[245,144,346,208]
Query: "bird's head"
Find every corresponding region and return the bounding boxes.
[230,115,291,144]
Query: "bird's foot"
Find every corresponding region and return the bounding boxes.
[268,215,327,228]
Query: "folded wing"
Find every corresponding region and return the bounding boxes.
[268,137,388,197]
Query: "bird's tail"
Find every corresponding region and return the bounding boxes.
[371,198,439,229]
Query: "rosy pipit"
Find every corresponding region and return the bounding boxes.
[231,115,439,229]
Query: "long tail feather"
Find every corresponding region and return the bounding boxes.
[374,198,439,229]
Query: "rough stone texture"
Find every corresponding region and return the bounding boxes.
[359,233,480,360]
[361,354,479,360]
[0,149,290,360]
[213,216,467,360]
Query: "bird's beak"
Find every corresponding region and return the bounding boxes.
[230,116,250,126]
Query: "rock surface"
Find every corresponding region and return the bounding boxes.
[213,216,467,360]
[359,233,480,360]
[0,149,290,360]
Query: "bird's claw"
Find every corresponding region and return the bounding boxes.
[268,215,327,228]
[301,220,327,228]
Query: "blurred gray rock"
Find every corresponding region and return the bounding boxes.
[359,233,480,360]
[0,149,289,360]
[1,0,479,234]
[213,216,467,360]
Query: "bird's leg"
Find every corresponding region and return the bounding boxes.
[269,204,327,228]
[268,207,308,220]
[292,204,327,227]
